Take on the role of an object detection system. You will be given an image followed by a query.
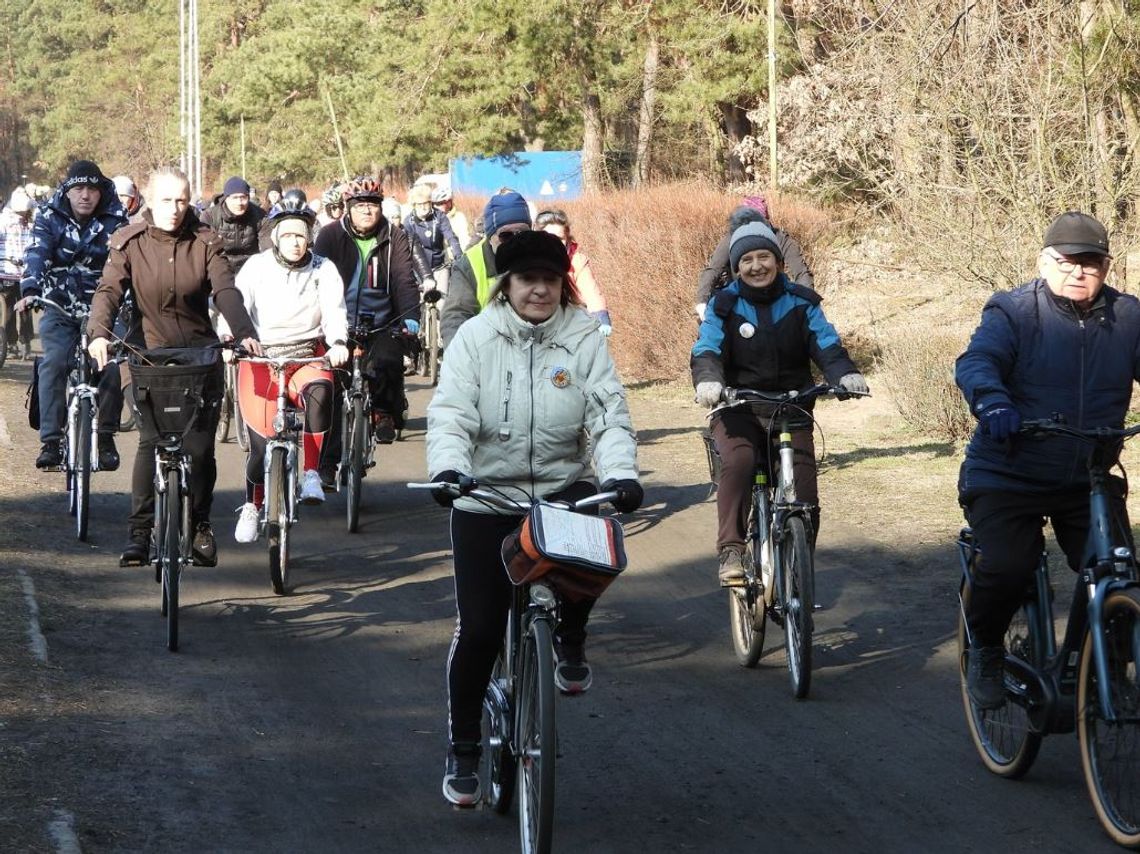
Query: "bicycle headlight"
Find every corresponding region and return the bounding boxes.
[529,583,557,609]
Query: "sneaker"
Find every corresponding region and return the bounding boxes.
[967,645,1006,710]
[191,522,218,567]
[718,546,747,587]
[234,503,260,544]
[319,465,338,493]
[97,434,120,471]
[372,412,396,444]
[300,470,325,505]
[35,440,63,470]
[442,743,482,807]
[554,641,593,695]
[119,528,151,567]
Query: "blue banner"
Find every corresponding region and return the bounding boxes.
[450,152,583,201]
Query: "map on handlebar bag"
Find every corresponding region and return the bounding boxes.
[529,504,626,571]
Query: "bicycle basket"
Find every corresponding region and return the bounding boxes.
[500,503,627,603]
[130,348,222,441]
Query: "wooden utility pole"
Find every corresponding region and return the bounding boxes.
[324,84,349,181]
[768,0,778,187]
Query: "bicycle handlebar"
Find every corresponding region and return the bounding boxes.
[25,294,89,319]
[407,480,620,513]
[237,354,329,369]
[708,383,869,418]
[1019,418,1140,443]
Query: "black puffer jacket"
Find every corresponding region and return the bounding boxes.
[203,196,265,272]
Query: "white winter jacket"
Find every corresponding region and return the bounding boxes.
[427,300,638,513]
[221,249,348,346]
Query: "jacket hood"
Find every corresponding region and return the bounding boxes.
[47,175,126,223]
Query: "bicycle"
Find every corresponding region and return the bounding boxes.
[215,356,250,450]
[957,418,1140,848]
[409,479,626,854]
[0,257,32,368]
[237,353,328,595]
[336,317,377,533]
[419,282,443,387]
[129,347,223,652]
[707,383,869,698]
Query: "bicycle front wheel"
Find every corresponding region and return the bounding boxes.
[162,468,182,652]
[0,293,9,370]
[728,584,765,668]
[1078,587,1140,847]
[427,309,441,387]
[957,595,1042,779]
[266,447,290,595]
[482,651,518,814]
[74,397,92,541]
[346,397,365,533]
[517,617,556,854]
[781,515,813,698]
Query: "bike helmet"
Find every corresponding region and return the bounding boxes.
[268,192,317,226]
[430,186,452,204]
[281,187,307,208]
[321,185,343,208]
[342,176,383,204]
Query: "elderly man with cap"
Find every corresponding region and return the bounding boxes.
[204,176,265,272]
[955,210,1140,710]
[692,220,867,587]
[440,190,532,349]
[15,160,128,471]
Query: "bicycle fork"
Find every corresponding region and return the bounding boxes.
[67,382,100,472]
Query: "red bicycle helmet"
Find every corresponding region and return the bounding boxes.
[342,176,383,203]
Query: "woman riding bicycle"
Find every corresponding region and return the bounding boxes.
[692,221,867,586]
[426,230,642,806]
[220,198,349,543]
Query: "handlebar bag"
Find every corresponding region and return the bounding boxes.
[129,348,223,441]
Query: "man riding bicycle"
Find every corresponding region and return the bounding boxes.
[15,160,128,471]
[692,221,867,586]
[403,184,462,299]
[955,211,1140,710]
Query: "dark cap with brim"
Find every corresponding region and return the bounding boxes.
[494,230,570,277]
[1044,211,1111,257]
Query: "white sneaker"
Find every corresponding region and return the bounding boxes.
[300,470,325,505]
[234,503,260,543]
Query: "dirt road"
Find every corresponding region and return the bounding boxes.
[0,358,1121,853]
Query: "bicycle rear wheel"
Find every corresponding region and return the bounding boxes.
[781,516,813,698]
[1078,587,1140,847]
[346,397,365,533]
[162,468,182,652]
[74,397,92,541]
[517,617,555,854]
[216,375,233,442]
[267,447,290,595]
[957,594,1042,778]
[482,651,518,814]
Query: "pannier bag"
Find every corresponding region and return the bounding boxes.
[26,356,41,429]
[129,348,223,441]
[500,502,627,603]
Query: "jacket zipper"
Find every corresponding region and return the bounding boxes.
[528,343,536,495]
[500,370,513,440]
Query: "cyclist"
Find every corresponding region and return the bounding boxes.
[692,221,867,586]
[313,175,418,447]
[112,175,146,221]
[427,229,642,805]
[1,188,34,359]
[439,190,532,349]
[403,184,462,298]
[955,211,1140,709]
[264,180,283,211]
[87,166,262,568]
[203,176,265,273]
[695,195,814,321]
[223,199,349,541]
[432,186,470,249]
[536,207,612,336]
[14,160,128,471]
[316,184,344,228]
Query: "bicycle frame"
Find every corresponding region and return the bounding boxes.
[339,326,374,480]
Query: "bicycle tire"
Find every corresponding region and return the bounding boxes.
[74,398,92,541]
[781,515,814,699]
[234,394,249,451]
[482,652,518,814]
[1077,587,1140,847]
[0,294,9,370]
[517,617,555,854]
[267,447,290,595]
[957,596,1042,779]
[346,397,364,533]
[163,468,182,652]
[427,309,440,387]
[119,367,136,432]
[728,586,765,668]
[216,386,233,443]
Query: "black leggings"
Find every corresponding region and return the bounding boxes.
[447,481,597,746]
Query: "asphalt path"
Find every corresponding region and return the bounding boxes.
[0,365,1123,853]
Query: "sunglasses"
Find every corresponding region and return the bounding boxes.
[496,227,528,242]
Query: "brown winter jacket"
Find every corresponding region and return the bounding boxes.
[88,209,256,347]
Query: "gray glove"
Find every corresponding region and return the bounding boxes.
[695,381,724,408]
[838,372,869,396]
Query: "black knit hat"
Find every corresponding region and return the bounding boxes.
[495,230,570,277]
[61,160,105,193]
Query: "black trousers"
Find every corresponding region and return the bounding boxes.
[963,485,1130,647]
[129,412,222,533]
[446,481,597,746]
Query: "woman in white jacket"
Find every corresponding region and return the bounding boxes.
[221,201,349,542]
[426,230,642,806]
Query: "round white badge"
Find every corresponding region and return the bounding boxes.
[739,322,756,339]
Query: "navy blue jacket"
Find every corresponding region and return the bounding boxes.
[956,280,1140,499]
[402,210,461,270]
[691,275,857,396]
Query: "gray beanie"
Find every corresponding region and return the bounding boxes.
[729,221,783,273]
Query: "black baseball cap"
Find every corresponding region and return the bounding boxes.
[1044,211,1110,257]
[494,230,570,277]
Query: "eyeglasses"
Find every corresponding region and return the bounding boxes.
[535,211,567,227]
[351,202,381,212]
[496,227,528,242]
[1046,250,1107,275]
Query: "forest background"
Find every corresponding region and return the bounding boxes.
[3,0,1140,440]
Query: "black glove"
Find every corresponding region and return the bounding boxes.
[602,479,644,514]
[979,404,1021,442]
[431,470,466,508]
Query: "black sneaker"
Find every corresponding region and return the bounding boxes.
[718,547,747,586]
[554,641,593,695]
[36,440,64,470]
[372,412,396,444]
[191,522,218,567]
[120,529,151,567]
[97,434,120,471]
[442,743,482,807]
[967,645,1005,710]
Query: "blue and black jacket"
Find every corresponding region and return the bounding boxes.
[956,280,1140,500]
[691,275,857,398]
